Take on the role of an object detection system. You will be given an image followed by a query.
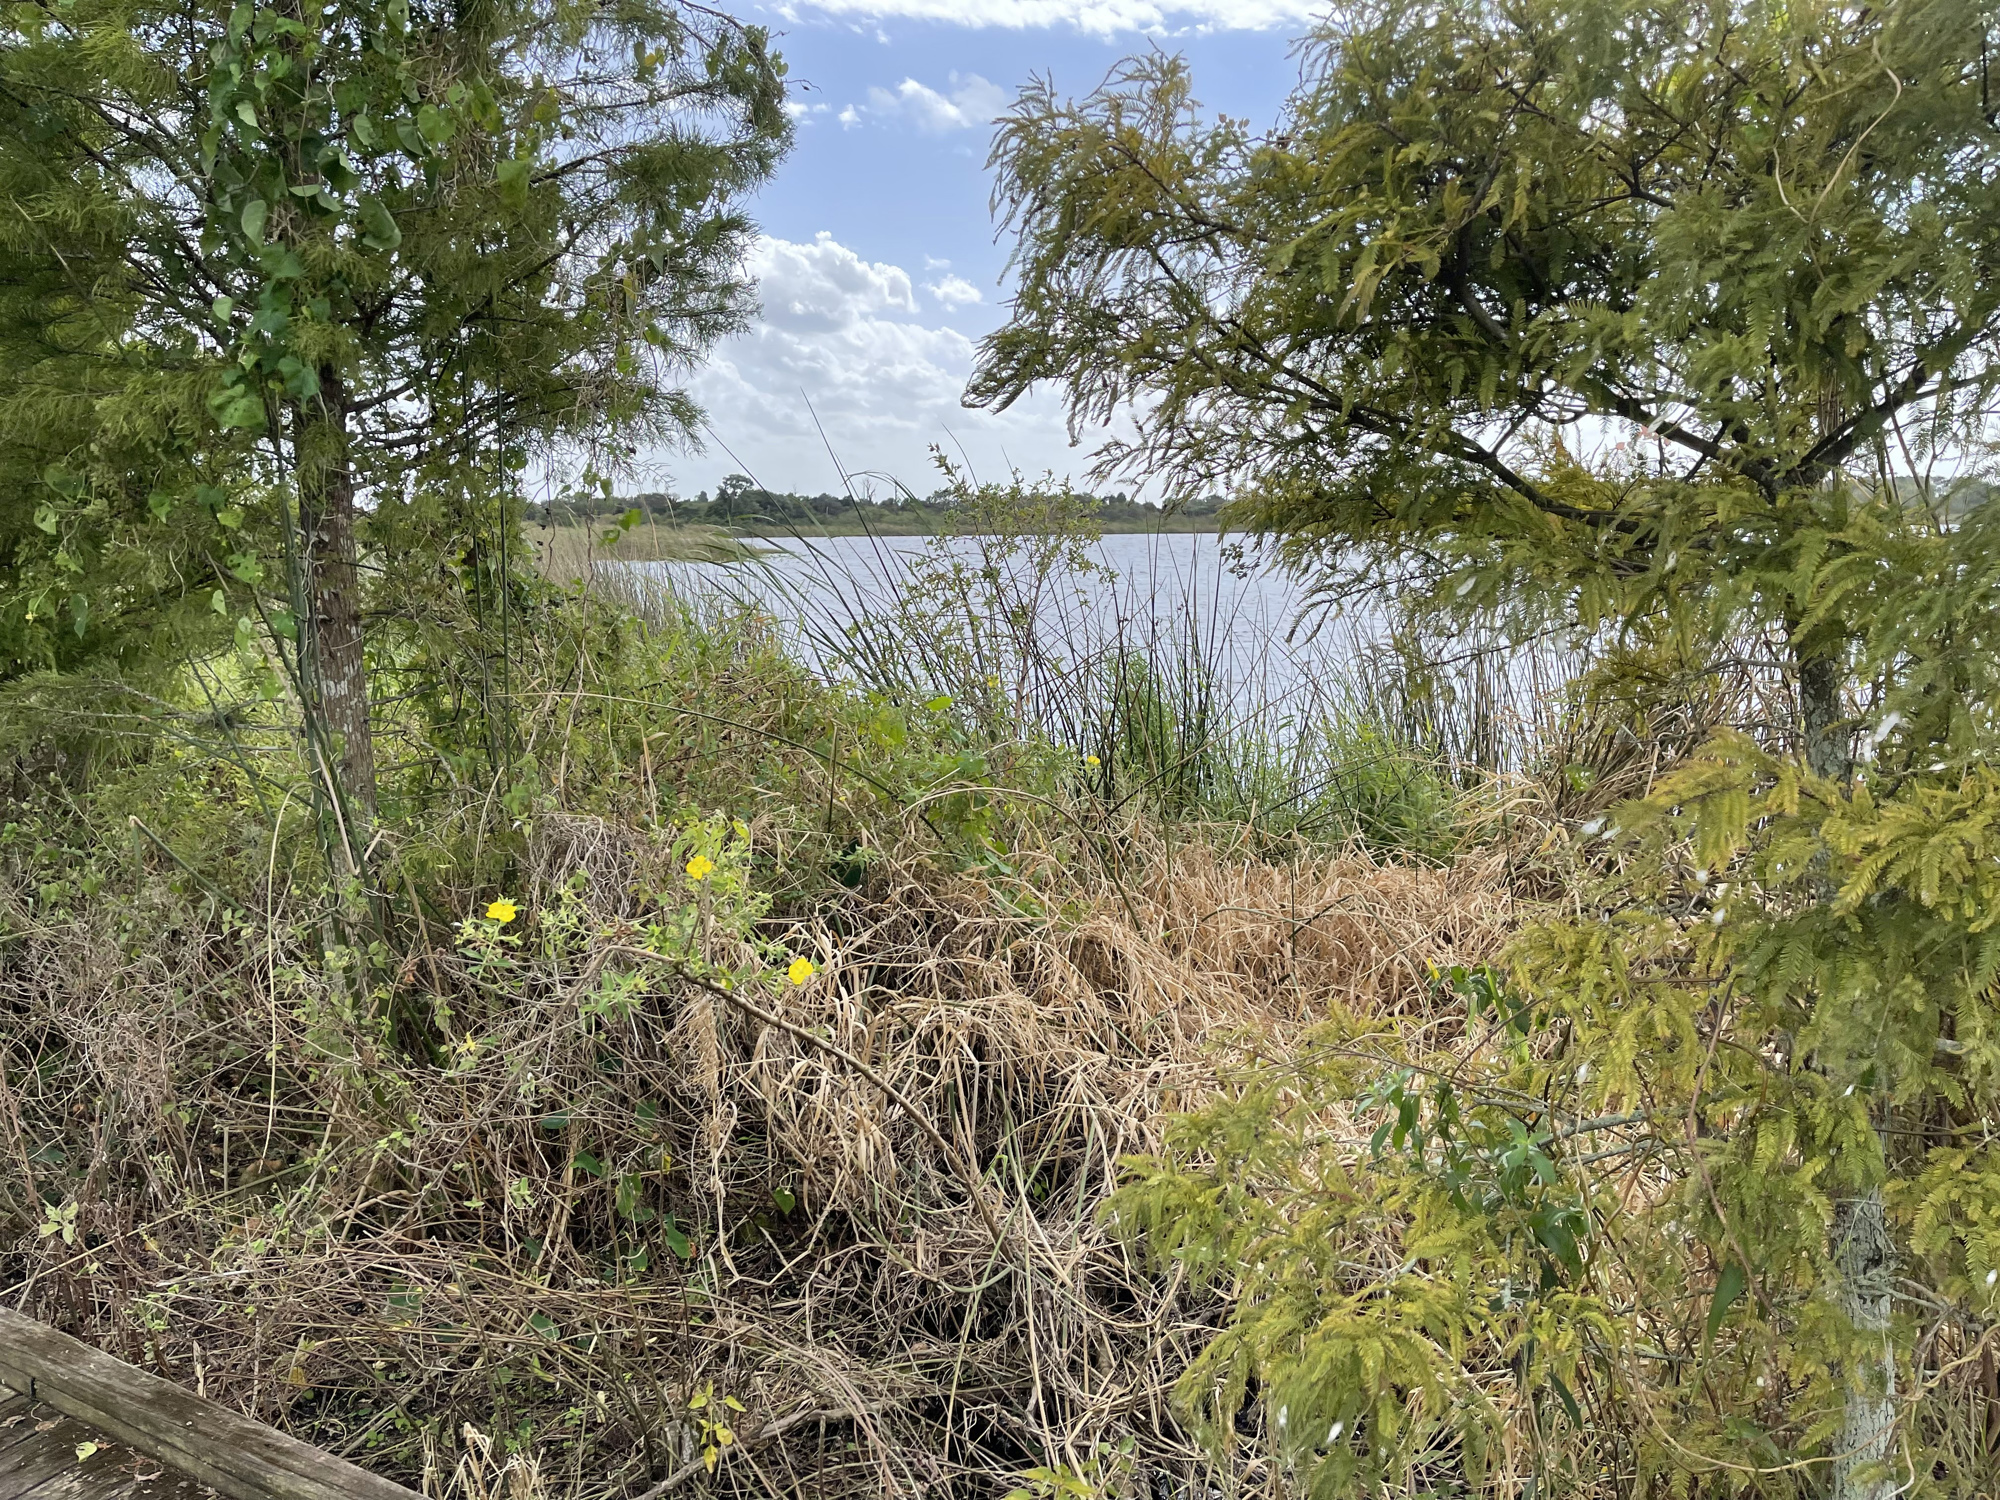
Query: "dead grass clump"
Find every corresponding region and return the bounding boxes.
[1128,839,1514,1012]
[0,824,1513,1500]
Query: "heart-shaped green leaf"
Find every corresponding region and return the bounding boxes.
[358,196,401,251]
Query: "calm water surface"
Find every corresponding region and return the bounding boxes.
[642,532,1333,690]
[634,530,1572,750]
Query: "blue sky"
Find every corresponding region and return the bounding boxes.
[656,0,1323,498]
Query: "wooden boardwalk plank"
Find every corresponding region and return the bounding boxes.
[0,1393,212,1500]
[0,1315,415,1500]
[0,1410,107,1500]
[14,1442,208,1500]
[0,1397,214,1500]
[0,1397,47,1464]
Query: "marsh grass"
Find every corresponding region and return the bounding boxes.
[599,480,1600,859]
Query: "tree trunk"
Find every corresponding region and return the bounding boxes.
[295,372,377,864]
[1799,643,1851,784]
[1831,1186,1897,1500]
[1798,640,1897,1498]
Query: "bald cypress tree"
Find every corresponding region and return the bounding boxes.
[979,0,2000,1491]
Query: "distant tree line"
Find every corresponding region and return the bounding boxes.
[528,473,1228,531]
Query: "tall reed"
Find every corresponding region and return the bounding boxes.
[595,474,1597,857]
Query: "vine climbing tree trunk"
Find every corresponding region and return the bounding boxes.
[294,372,377,868]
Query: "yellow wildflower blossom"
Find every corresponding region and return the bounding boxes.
[485,899,518,924]
[685,854,716,882]
[787,957,816,986]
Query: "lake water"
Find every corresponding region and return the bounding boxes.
[640,532,1316,685]
[633,530,1575,761]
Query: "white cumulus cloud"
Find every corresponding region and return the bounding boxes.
[926,274,984,309]
[777,0,1319,35]
[669,233,1106,494]
[863,73,1012,132]
[751,231,919,327]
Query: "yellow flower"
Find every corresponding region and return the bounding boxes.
[786,957,816,986]
[486,899,518,924]
[1084,754,1101,767]
[685,854,716,882]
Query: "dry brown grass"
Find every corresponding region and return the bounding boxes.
[0,817,1513,1500]
[529,522,766,580]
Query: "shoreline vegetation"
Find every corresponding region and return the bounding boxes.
[529,473,1230,541]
